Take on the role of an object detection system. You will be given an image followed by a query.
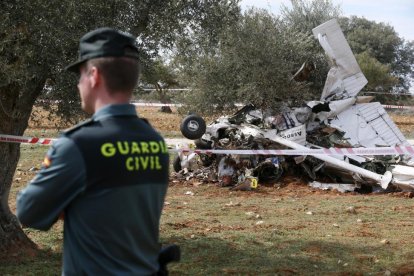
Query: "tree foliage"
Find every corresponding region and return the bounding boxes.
[175,8,316,114]
[175,0,344,114]
[339,16,400,65]
[355,51,398,91]
[280,0,341,33]
[339,16,414,92]
[279,0,343,95]
[138,58,180,112]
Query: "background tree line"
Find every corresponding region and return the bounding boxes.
[0,0,413,254]
[173,0,414,114]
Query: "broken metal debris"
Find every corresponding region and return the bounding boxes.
[175,19,414,193]
[309,181,357,193]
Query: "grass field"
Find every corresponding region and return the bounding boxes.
[3,107,414,275]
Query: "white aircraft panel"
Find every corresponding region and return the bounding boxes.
[330,102,408,148]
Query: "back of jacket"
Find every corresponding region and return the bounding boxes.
[64,114,169,275]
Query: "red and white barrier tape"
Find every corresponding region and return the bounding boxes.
[131,102,244,107]
[132,102,183,107]
[0,134,56,145]
[177,146,414,156]
[131,102,414,110]
[2,134,413,156]
[382,105,414,110]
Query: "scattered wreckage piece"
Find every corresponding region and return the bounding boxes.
[271,136,393,189]
[176,19,414,193]
[389,165,414,191]
[328,102,408,148]
[174,139,285,188]
[309,181,357,193]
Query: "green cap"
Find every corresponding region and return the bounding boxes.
[65,27,139,73]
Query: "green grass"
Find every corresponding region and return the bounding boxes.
[23,128,62,139]
[5,141,414,275]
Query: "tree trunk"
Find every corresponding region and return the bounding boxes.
[0,87,43,257]
[160,106,173,113]
[0,141,37,255]
[156,86,173,113]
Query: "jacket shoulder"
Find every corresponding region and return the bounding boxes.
[62,119,95,136]
[140,117,151,126]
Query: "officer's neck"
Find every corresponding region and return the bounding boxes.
[93,90,132,113]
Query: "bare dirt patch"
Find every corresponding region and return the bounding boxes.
[28,106,184,136]
[137,107,183,133]
[389,113,414,137]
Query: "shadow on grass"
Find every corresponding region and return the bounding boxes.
[1,236,412,275]
[162,235,408,275]
[0,248,62,275]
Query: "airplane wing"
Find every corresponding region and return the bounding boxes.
[312,19,368,101]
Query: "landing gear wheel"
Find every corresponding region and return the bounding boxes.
[180,115,206,140]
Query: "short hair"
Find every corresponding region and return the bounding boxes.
[87,57,140,93]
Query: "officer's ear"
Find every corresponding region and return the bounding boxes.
[89,66,100,88]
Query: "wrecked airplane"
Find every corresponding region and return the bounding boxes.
[175,19,414,193]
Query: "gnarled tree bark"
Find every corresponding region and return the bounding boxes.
[0,86,43,255]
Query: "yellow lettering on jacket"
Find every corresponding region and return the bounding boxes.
[140,142,149,153]
[130,142,141,154]
[117,141,129,155]
[101,143,116,157]
[140,156,149,169]
[102,140,166,171]
[149,141,160,153]
[125,156,163,171]
[126,157,134,171]
[156,156,162,169]
[100,140,167,156]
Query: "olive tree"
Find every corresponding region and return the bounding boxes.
[280,0,341,33]
[139,58,180,113]
[339,16,414,92]
[279,0,342,94]
[355,51,398,91]
[173,0,344,115]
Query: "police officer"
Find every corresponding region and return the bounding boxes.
[16,28,170,275]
